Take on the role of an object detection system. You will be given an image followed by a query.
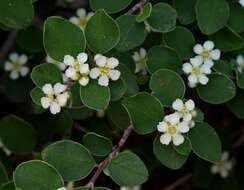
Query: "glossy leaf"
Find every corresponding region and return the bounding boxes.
[173,137,192,156]
[228,4,244,33]
[136,3,152,23]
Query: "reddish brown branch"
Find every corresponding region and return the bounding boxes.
[126,0,147,15]
[162,173,192,190]
[73,122,90,134]
[86,125,133,188]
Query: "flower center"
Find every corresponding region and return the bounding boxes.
[201,50,210,60]
[100,66,110,76]
[79,17,88,27]
[217,161,226,169]
[12,62,21,70]
[168,125,177,135]
[193,67,201,75]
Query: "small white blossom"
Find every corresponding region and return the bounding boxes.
[4,52,29,80]
[57,187,67,190]
[0,138,11,156]
[157,112,190,146]
[40,83,69,114]
[90,54,121,86]
[69,8,94,30]
[239,0,244,8]
[193,40,221,67]
[172,99,197,124]
[46,56,66,71]
[132,48,147,74]
[63,53,90,86]
[120,186,141,190]
[211,151,233,178]
[183,56,212,88]
[236,55,244,73]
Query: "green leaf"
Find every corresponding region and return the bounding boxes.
[31,63,63,88]
[42,140,96,181]
[14,160,64,190]
[228,4,244,33]
[227,88,244,119]
[116,15,146,52]
[16,26,43,53]
[110,79,126,101]
[0,181,15,190]
[164,26,195,60]
[194,108,204,122]
[0,162,8,185]
[147,3,177,33]
[196,0,229,35]
[173,0,196,25]
[70,82,84,108]
[80,80,110,110]
[237,71,244,89]
[0,115,37,155]
[0,0,34,28]
[122,92,163,134]
[83,132,112,156]
[197,73,236,104]
[209,26,244,52]
[44,16,86,62]
[188,122,222,163]
[118,64,139,96]
[90,0,132,14]
[173,137,192,156]
[107,101,131,130]
[213,60,233,77]
[4,77,33,103]
[30,87,45,106]
[147,45,182,74]
[85,10,120,53]
[153,135,188,169]
[136,3,152,23]
[150,69,185,106]
[107,152,148,186]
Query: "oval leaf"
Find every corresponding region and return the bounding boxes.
[44,16,86,62]
[85,10,120,53]
[107,152,148,186]
[122,92,163,134]
[14,160,64,190]
[188,122,221,163]
[136,3,152,23]
[227,88,244,119]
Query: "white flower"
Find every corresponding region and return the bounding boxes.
[0,138,11,156]
[211,151,233,178]
[57,187,67,190]
[89,54,121,86]
[4,52,29,80]
[236,55,244,73]
[239,0,244,8]
[193,40,221,67]
[157,112,190,146]
[69,8,94,30]
[40,83,69,114]
[120,186,141,190]
[63,53,90,86]
[132,48,147,74]
[172,99,197,124]
[182,56,212,88]
[46,56,66,71]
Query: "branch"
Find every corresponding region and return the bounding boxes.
[162,173,192,190]
[126,0,147,15]
[0,29,18,60]
[73,122,90,134]
[86,125,133,188]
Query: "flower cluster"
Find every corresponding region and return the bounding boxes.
[40,83,69,114]
[240,0,244,8]
[90,54,121,86]
[236,55,244,73]
[69,8,94,30]
[211,151,233,178]
[157,99,196,146]
[4,52,29,80]
[132,48,147,74]
[63,53,90,86]
[0,138,11,156]
[183,41,221,88]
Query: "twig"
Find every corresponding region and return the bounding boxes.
[86,125,133,188]
[162,173,192,190]
[0,29,18,60]
[126,0,147,15]
[73,122,90,134]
